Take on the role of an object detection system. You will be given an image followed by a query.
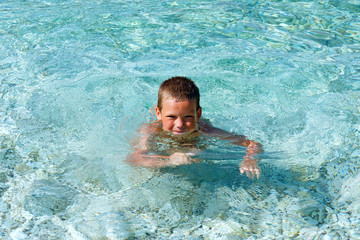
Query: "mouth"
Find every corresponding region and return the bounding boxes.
[172,130,187,135]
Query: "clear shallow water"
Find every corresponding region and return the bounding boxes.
[1,0,360,239]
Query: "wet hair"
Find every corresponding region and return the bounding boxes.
[157,76,200,111]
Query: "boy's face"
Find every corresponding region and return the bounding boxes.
[155,99,201,136]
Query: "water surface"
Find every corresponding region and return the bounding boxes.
[1,0,360,239]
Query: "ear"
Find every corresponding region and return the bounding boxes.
[155,107,162,120]
[196,107,202,121]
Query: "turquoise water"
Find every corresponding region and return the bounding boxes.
[1,0,360,239]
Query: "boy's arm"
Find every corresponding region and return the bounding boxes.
[126,124,193,167]
[199,120,263,179]
[127,151,193,168]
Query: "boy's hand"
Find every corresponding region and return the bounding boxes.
[169,152,192,166]
[239,157,261,179]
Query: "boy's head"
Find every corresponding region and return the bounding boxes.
[157,76,200,111]
[156,77,202,136]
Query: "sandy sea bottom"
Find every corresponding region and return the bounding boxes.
[1,0,360,239]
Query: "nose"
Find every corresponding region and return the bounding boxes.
[174,117,185,129]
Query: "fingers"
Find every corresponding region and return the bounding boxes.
[169,152,191,165]
[239,166,261,179]
[246,169,252,179]
[185,152,196,157]
[256,168,261,179]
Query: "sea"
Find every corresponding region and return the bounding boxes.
[1,0,360,239]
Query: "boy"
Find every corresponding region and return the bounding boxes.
[126,77,263,179]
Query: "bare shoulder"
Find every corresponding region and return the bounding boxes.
[198,119,248,145]
[198,119,227,135]
[138,121,161,135]
[131,121,161,148]
[198,119,211,131]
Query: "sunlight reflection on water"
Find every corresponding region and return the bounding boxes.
[1,0,360,239]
